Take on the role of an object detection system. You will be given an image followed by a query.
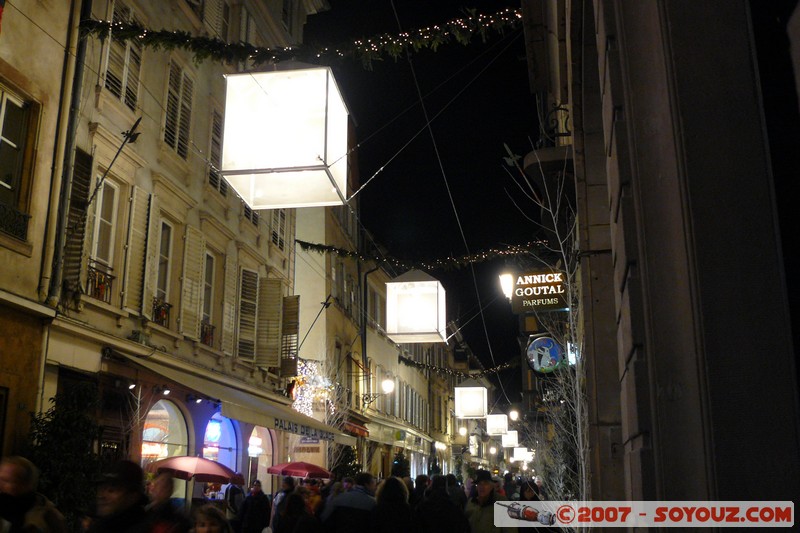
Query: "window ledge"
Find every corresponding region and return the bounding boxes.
[83,295,129,320]
[0,231,33,257]
[157,142,191,185]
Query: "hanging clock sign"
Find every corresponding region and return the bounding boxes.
[526,336,564,373]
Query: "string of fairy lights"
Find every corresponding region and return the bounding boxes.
[78,7,523,69]
[398,354,518,378]
[296,239,547,271]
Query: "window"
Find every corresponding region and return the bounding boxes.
[164,61,193,159]
[368,287,385,331]
[208,111,227,195]
[271,209,286,250]
[242,203,259,226]
[156,221,173,302]
[237,268,258,359]
[203,252,215,323]
[106,1,141,110]
[0,85,32,240]
[91,180,119,268]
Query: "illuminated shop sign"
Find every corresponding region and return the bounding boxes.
[510,271,568,313]
[274,417,334,442]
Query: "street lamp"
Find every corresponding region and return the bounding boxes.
[363,376,396,406]
[458,426,468,437]
[222,65,349,209]
[489,446,497,455]
[499,273,514,300]
[509,408,520,421]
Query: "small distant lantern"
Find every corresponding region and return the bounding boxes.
[501,430,519,448]
[386,270,446,343]
[486,414,508,435]
[512,447,529,462]
[222,65,349,209]
[454,378,487,419]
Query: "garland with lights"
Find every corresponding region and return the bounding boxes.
[296,239,546,271]
[79,7,522,69]
[398,353,518,378]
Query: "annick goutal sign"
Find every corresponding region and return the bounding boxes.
[510,271,568,313]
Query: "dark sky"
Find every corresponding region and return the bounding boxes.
[304,0,533,404]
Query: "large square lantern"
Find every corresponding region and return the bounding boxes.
[512,447,533,462]
[501,430,519,448]
[221,65,349,209]
[386,270,446,343]
[486,414,508,435]
[454,378,488,419]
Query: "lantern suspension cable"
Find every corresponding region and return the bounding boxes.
[389,0,514,404]
[346,29,524,203]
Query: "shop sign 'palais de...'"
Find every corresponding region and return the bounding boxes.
[511,271,568,314]
[274,417,335,442]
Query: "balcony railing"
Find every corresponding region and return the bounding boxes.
[152,297,172,328]
[87,262,115,304]
[0,202,30,241]
[200,321,215,347]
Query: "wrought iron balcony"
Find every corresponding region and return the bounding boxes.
[0,202,30,241]
[152,297,172,328]
[87,262,115,304]
[200,321,215,347]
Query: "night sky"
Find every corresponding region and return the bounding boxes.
[304,1,800,401]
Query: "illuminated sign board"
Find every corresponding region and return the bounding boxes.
[510,271,568,313]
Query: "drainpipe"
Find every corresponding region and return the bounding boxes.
[360,263,380,394]
[46,0,93,307]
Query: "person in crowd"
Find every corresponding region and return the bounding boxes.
[220,477,244,530]
[465,469,516,533]
[518,480,541,502]
[340,477,354,492]
[413,475,469,533]
[87,460,149,533]
[464,476,477,500]
[492,475,506,498]
[444,474,467,510]
[320,472,376,533]
[145,471,191,533]
[293,486,312,515]
[503,473,516,501]
[0,456,66,533]
[305,479,322,516]
[369,477,412,533]
[534,476,549,500]
[400,477,413,498]
[269,476,294,532]
[314,481,341,520]
[239,480,270,533]
[408,474,428,509]
[193,505,232,533]
[274,493,319,533]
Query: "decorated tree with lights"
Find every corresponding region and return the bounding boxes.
[502,136,588,504]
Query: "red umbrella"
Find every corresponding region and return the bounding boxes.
[267,461,332,479]
[146,456,245,484]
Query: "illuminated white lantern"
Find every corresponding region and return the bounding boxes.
[486,414,508,435]
[386,270,446,343]
[454,378,488,419]
[512,447,529,462]
[222,65,349,209]
[501,430,519,448]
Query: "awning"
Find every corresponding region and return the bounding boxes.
[343,421,369,438]
[123,354,356,446]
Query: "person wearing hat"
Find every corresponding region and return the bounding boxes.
[465,469,516,533]
[88,460,149,533]
[0,456,66,532]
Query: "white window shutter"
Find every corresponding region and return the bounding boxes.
[237,269,259,360]
[255,278,282,368]
[220,251,238,355]
[123,187,150,313]
[179,225,205,340]
[203,0,224,37]
[141,195,160,319]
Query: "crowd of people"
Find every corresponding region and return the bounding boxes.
[0,455,549,533]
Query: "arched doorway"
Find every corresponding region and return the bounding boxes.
[141,399,189,503]
[247,426,275,494]
[203,412,238,471]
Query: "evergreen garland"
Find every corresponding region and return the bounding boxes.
[79,7,522,69]
[398,353,518,378]
[295,238,546,271]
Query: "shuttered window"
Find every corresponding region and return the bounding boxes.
[156,221,173,301]
[220,252,238,354]
[164,61,193,159]
[271,209,286,250]
[179,225,205,340]
[63,149,92,291]
[106,1,141,111]
[122,187,151,313]
[237,268,258,359]
[202,252,214,323]
[91,180,119,268]
[203,0,230,40]
[255,278,282,368]
[208,111,227,195]
[0,87,30,230]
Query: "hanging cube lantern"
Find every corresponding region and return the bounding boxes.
[501,430,519,448]
[386,270,446,343]
[512,447,533,462]
[486,414,508,435]
[454,378,488,419]
[221,65,349,209]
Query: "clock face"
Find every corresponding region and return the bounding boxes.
[526,336,563,373]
